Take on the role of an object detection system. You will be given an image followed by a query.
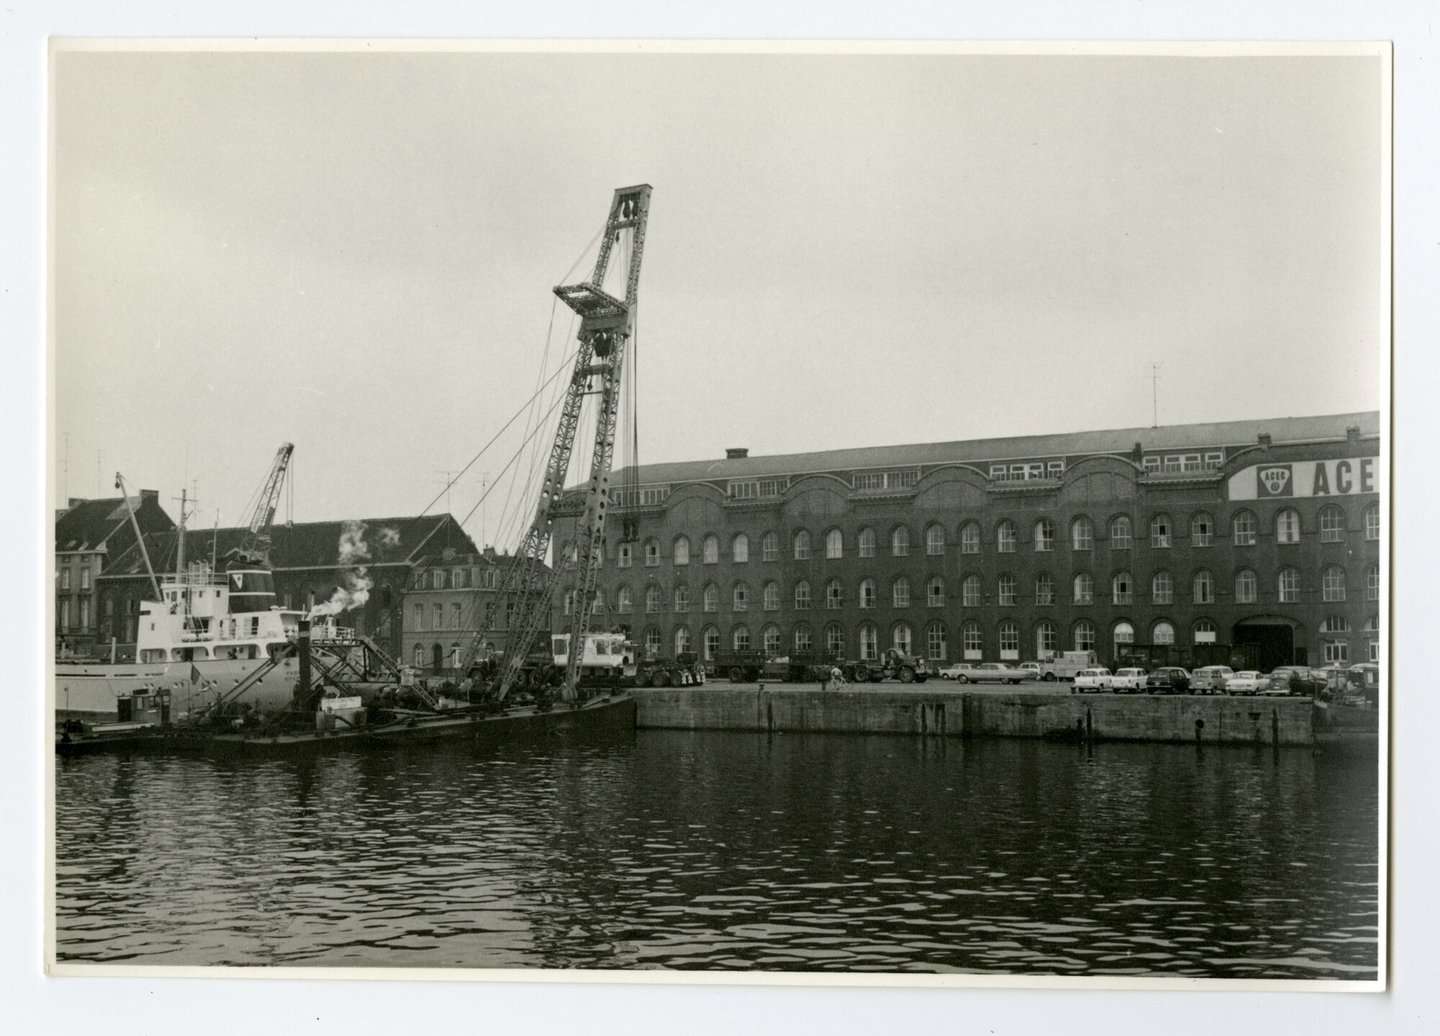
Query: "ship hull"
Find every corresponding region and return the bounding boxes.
[55,656,302,721]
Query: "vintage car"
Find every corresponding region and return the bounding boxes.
[1073,667,1115,693]
[1146,667,1193,694]
[1223,670,1267,695]
[938,663,978,681]
[960,662,1036,684]
[1111,667,1148,693]
[1189,665,1236,695]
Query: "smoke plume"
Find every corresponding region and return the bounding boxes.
[310,520,373,617]
[377,525,401,550]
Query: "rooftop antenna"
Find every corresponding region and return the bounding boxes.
[1148,363,1161,428]
[435,471,458,516]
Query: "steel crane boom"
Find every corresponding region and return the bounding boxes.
[491,184,652,704]
[232,442,294,565]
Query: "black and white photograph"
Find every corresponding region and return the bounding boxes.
[11,5,1428,1023]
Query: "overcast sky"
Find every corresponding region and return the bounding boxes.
[51,45,1387,549]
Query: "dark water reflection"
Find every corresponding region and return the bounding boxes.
[54,731,1379,978]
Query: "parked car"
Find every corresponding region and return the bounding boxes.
[1259,672,1296,697]
[1019,662,1043,679]
[1111,667,1148,693]
[964,662,1036,684]
[938,663,978,681]
[1073,667,1114,693]
[1146,667,1192,694]
[1188,665,1235,695]
[1223,670,1267,695]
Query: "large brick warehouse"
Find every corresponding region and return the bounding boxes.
[552,412,1382,674]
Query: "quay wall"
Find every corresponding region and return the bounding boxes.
[633,686,1315,746]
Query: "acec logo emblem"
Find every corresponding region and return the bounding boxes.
[1257,465,1293,497]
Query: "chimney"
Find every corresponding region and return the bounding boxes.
[1258,433,1272,449]
[726,448,749,460]
[1131,442,1143,463]
[140,489,159,503]
[1347,425,1361,443]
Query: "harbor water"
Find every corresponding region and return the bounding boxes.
[53,730,1380,978]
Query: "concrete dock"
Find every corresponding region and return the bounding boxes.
[634,684,1319,746]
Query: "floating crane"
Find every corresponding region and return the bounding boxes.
[485,184,652,705]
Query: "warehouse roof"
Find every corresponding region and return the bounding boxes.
[609,411,1381,486]
[55,493,174,553]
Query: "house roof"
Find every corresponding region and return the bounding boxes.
[55,495,174,553]
[101,514,479,578]
[608,411,1381,486]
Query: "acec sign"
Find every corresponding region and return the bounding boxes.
[1227,458,1378,501]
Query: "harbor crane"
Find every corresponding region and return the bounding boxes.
[229,442,294,566]
[479,184,652,705]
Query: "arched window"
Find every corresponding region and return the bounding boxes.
[732,625,750,652]
[1235,568,1257,604]
[1035,572,1055,606]
[998,573,1017,606]
[762,581,780,611]
[1364,503,1380,541]
[859,578,877,609]
[825,528,843,559]
[1113,621,1134,651]
[998,621,1019,658]
[732,582,749,612]
[1319,506,1345,543]
[1035,621,1057,658]
[962,621,983,658]
[1192,618,1216,644]
[825,579,844,609]
[1322,565,1347,602]
[1112,571,1133,605]
[702,583,718,612]
[1192,569,1213,604]
[702,534,719,564]
[644,628,662,657]
[1150,514,1172,548]
[793,530,812,560]
[431,643,444,671]
[1366,564,1380,601]
[1108,515,1132,549]
[1072,573,1094,604]
[891,526,910,557]
[593,588,606,614]
[644,538,661,567]
[1191,512,1213,547]
[644,585,662,613]
[702,625,720,661]
[892,577,911,608]
[926,621,947,660]
[1074,620,1096,652]
[1152,621,1175,645]
[858,527,876,558]
[825,623,845,657]
[762,624,781,656]
[926,523,946,556]
[962,574,982,607]
[673,535,690,566]
[1276,508,1301,544]
[1232,510,1257,546]
[617,585,633,614]
[1033,519,1055,552]
[1278,567,1300,603]
[674,626,691,656]
[1071,516,1094,551]
[792,623,813,653]
[859,623,878,661]
[673,585,690,612]
[892,622,913,655]
[760,531,778,562]
[618,543,633,569]
[413,643,424,667]
[1152,570,1173,605]
[996,520,1016,553]
[959,521,981,554]
[794,580,812,610]
[927,575,945,607]
[732,533,749,563]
